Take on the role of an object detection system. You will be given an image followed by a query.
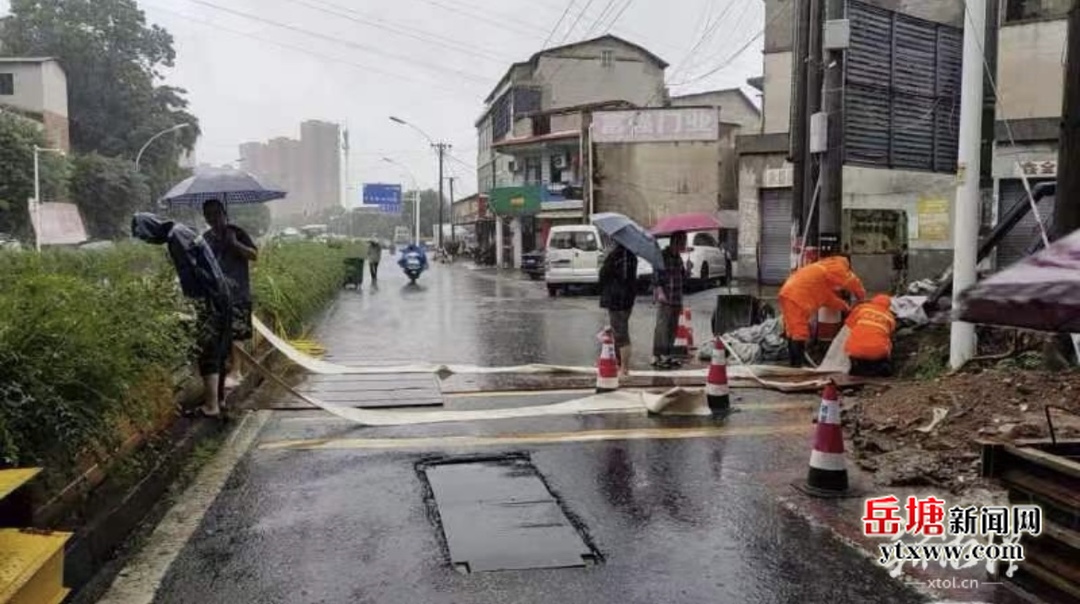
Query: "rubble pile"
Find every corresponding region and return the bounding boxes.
[845,368,1080,494]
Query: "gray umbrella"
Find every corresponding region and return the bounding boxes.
[160,167,286,207]
[591,212,664,269]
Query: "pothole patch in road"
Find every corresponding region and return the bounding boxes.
[416,453,601,574]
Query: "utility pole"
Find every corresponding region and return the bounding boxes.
[819,0,845,257]
[434,142,451,250]
[803,0,824,255]
[790,0,811,271]
[949,0,987,370]
[1053,1,1080,240]
[448,176,456,244]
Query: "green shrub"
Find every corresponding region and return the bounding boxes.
[0,239,350,486]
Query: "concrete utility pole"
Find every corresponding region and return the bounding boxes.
[804,0,824,254]
[1052,1,1080,240]
[949,0,987,370]
[819,0,845,256]
[447,176,456,244]
[790,0,811,270]
[434,142,451,250]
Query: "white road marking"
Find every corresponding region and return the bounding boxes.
[96,410,272,604]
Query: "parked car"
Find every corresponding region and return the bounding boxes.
[544,224,610,296]
[637,232,729,289]
[521,249,546,280]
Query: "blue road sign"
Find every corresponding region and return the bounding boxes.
[363,183,403,214]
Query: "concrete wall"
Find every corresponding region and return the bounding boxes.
[535,40,666,110]
[0,60,69,149]
[736,153,793,280]
[996,19,1068,121]
[595,140,722,227]
[40,61,68,118]
[762,52,792,134]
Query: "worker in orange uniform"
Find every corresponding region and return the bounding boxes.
[844,294,897,377]
[778,255,867,367]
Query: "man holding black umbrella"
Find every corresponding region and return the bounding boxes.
[599,241,638,375]
[202,198,258,391]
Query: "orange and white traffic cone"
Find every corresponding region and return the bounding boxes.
[596,327,620,393]
[705,336,730,414]
[816,307,842,342]
[683,308,695,350]
[795,382,852,497]
[673,311,691,357]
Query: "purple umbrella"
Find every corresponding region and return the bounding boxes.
[956,228,1080,332]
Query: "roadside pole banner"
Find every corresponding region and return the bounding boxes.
[252,317,849,392]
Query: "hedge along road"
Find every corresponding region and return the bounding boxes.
[95,262,930,604]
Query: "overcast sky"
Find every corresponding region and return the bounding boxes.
[0,0,765,203]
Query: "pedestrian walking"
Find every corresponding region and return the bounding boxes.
[652,231,688,369]
[202,198,258,393]
[599,241,638,375]
[367,239,382,282]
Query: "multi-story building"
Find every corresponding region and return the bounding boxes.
[0,57,69,151]
[474,35,669,266]
[736,0,1070,290]
[239,120,342,224]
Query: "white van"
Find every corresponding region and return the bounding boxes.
[544,224,609,296]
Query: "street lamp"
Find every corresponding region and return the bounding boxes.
[32,145,66,252]
[389,116,451,248]
[135,123,191,172]
[382,157,421,244]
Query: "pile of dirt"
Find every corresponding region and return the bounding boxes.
[845,367,1080,494]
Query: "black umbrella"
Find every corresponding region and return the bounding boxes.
[160,167,286,208]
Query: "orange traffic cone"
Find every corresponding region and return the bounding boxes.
[683,308,695,350]
[596,327,620,393]
[705,336,730,414]
[816,307,842,342]
[673,310,692,357]
[794,382,854,498]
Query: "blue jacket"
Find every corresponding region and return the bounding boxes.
[398,244,428,270]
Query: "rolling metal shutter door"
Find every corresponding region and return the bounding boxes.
[760,188,793,285]
[997,179,1055,269]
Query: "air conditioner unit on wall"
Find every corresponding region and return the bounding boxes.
[552,154,569,169]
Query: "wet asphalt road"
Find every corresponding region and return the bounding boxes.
[144,261,930,604]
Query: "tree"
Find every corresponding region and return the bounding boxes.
[1,0,199,191]
[69,153,149,240]
[0,112,68,239]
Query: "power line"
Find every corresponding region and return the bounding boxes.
[276,0,506,63]
[667,0,739,83]
[144,2,484,100]
[668,0,786,89]
[418,0,538,37]
[557,0,600,46]
[178,0,493,84]
[580,0,619,38]
[541,0,577,49]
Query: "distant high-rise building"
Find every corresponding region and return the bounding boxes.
[238,120,342,223]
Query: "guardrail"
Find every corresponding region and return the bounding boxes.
[981,423,1080,604]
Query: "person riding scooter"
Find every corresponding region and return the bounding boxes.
[398,242,429,283]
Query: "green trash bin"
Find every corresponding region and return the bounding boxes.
[343,257,365,289]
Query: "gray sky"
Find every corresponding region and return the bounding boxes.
[1,0,765,202]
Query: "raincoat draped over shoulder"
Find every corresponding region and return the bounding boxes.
[131,213,230,307]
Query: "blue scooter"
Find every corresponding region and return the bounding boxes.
[398,243,429,284]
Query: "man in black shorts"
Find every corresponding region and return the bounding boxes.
[599,241,638,375]
[202,199,258,393]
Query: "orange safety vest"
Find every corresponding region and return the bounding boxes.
[844,304,896,361]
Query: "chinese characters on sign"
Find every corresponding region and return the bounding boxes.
[917,199,950,242]
[362,183,403,215]
[1019,160,1057,178]
[863,495,1042,579]
[591,108,720,143]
